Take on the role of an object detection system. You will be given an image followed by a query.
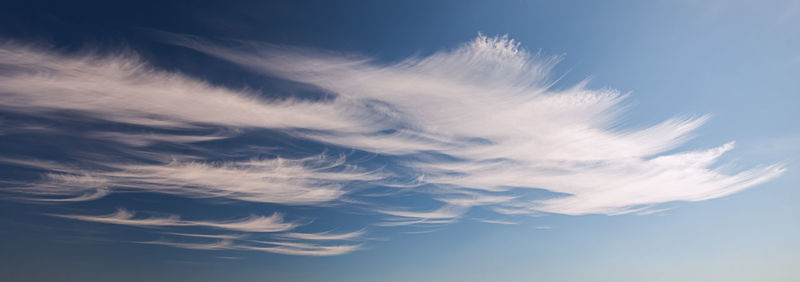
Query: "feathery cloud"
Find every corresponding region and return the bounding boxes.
[0,34,785,256]
[170,33,784,215]
[55,209,299,232]
[3,154,380,205]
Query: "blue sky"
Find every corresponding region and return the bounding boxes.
[1,0,798,281]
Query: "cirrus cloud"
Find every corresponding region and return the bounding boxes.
[169,33,785,215]
[0,34,785,256]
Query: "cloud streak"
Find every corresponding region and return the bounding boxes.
[170,33,785,215]
[59,209,365,256]
[144,239,360,256]
[3,154,380,205]
[55,209,299,232]
[0,34,785,256]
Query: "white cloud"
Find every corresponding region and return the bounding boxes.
[436,192,518,207]
[0,43,357,131]
[55,209,299,232]
[56,209,366,255]
[238,241,362,256]
[473,218,518,225]
[3,154,381,205]
[164,232,247,240]
[140,239,362,256]
[278,229,366,241]
[140,239,235,251]
[375,205,464,227]
[0,34,786,256]
[171,33,785,215]
[87,131,230,147]
[419,143,786,215]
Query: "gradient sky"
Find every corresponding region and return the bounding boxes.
[1,1,799,281]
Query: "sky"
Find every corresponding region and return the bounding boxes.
[0,0,798,281]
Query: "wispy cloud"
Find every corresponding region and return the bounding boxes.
[164,232,247,240]
[170,33,785,215]
[375,205,464,227]
[473,218,518,225]
[141,238,363,256]
[55,209,299,232]
[3,154,380,205]
[0,42,357,130]
[0,34,785,256]
[60,209,365,256]
[240,240,363,256]
[278,229,366,241]
[140,239,235,251]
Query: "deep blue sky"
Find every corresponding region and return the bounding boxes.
[1,1,798,281]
